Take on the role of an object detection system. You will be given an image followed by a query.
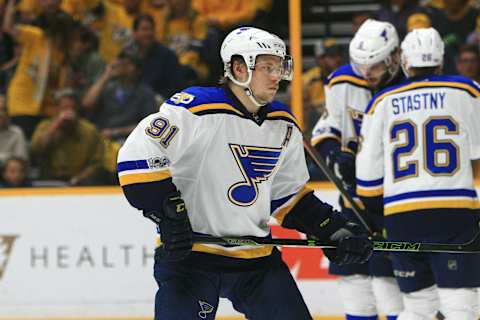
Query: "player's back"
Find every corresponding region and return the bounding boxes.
[359,75,480,238]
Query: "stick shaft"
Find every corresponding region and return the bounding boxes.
[302,136,373,234]
[193,235,480,254]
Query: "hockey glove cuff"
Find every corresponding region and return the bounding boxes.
[144,191,193,262]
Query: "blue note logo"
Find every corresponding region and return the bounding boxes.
[228,144,282,206]
[198,300,214,319]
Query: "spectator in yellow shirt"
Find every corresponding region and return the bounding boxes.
[164,0,209,83]
[86,1,133,62]
[61,0,100,22]
[192,0,256,30]
[3,0,75,138]
[31,88,104,186]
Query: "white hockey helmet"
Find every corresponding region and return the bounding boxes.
[401,27,444,75]
[349,19,399,79]
[220,27,293,87]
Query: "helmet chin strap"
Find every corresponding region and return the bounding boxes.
[227,68,267,107]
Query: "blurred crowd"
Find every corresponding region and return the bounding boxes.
[0,0,273,188]
[2,0,480,188]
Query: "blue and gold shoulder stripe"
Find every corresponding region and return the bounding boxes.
[366,75,480,115]
[266,101,301,130]
[166,86,301,129]
[166,86,245,117]
[325,64,369,90]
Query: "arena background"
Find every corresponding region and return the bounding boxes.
[2,0,480,318]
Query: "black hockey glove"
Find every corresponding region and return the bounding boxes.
[143,192,193,262]
[321,221,373,266]
[326,149,356,186]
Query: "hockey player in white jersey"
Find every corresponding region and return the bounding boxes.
[311,19,404,320]
[117,27,373,320]
[357,27,480,320]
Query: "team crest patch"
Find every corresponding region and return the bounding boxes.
[170,92,195,105]
[147,156,170,169]
[228,144,282,206]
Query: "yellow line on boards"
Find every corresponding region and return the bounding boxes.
[0,182,337,197]
[2,179,480,197]
[0,186,121,196]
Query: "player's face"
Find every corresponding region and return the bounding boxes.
[356,61,389,88]
[250,55,283,104]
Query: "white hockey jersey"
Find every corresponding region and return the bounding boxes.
[311,64,372,151]
[357,75,480,216]
[117,86,312,258]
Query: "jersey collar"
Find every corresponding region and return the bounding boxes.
[223,85,269,126]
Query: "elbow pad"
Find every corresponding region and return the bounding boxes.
[121,178,177,211]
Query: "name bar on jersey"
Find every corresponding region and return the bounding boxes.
[367,80,480,115]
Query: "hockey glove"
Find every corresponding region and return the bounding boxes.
[326,149,356,186]
[321,221,373,265]
[144,192,193,262]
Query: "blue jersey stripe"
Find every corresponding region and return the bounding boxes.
[384,189,478,205]
[117,160,149,173]
[357,178,384,187]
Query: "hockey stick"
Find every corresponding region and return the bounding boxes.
[302,136,374,234]
[193,227,480,253]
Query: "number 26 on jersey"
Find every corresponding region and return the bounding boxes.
[390,116,459,181]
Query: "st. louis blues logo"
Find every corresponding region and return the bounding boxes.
[228,144,282,206]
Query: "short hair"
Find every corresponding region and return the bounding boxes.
[133,14,155,31]
[218,55,245,84]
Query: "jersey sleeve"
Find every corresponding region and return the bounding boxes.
[310,83,345,149]
[117,102,202,210]
[356,103,385,198]
[270,127,312,224]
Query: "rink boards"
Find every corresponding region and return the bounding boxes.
[0,183,459,319]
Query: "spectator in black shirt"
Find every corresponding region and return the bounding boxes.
[123,14,183,100]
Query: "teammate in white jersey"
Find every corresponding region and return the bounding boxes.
[357,27,480,320]
[311,19,404,320]
[117,27,373,320]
